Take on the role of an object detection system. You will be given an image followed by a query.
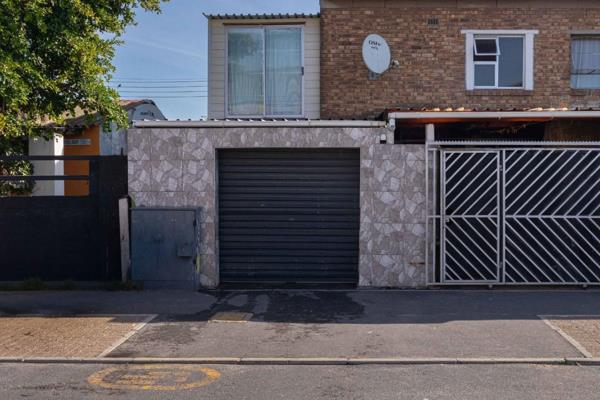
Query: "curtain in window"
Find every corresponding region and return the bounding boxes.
[227,28,264,116]
[265,28,302,116]
[572,38,600,89]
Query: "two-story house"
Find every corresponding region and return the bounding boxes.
[129,1,600,289]
[321,0,600,144]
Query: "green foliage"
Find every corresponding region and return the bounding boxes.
[0,136,33,196]
[59,280,77,290]
[103,280,142,291]
[0,0,164,138]
[21,277,46,291]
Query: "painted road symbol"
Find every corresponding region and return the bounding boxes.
[88,365,221,391]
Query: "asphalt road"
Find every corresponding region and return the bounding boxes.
[1,363,599,399]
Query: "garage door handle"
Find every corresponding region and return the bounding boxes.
[153,235,164,243]
[177,243,194,258]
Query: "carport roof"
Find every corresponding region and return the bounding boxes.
[388,107,600,122]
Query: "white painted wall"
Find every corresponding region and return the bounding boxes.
[100,102,166,156]
[207,17,321,120]
[129,102,167,122]
[28,135,64,196]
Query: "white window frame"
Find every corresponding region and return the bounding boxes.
[570,34,600,90]
[225,25,305,119]
[474,37,499,56]
[463,30,538,91]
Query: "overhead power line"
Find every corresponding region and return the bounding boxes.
[119,90,208,94]
[110,78,208,83]
[110,85,208,89]
[112,80,208,84]
[112,76,207,80]
[121,95,208,99]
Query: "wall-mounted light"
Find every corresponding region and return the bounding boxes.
[388,118,396,130]
[379,133,388,144]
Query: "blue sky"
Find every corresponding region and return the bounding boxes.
[112,0,319,120]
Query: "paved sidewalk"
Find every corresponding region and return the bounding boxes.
[0,315,153,358]
[544,316,600,357]
[1,290,600,359]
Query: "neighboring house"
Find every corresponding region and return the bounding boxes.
[30,99,166,196]
[29,135,65,197]
[61,99,166,196]
[129,1,600,289]
[319,0,600,143]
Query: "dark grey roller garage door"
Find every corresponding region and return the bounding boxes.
[218,149,360,284]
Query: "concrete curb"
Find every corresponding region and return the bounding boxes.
[565,358,600,366]
[0,357,599,366]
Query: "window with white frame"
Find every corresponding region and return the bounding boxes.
[227,26,304,117]
[571,35,600,89]
[463,30,537,90]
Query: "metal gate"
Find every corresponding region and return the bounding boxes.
[0,155,127,281]
[441,150,500,283]
[427,142,600,285]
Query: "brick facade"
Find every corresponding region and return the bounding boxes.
[320,4,600,119]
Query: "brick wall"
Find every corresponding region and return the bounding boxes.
[321,6,600,119]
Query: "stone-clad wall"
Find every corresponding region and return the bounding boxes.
[128,126,426,288]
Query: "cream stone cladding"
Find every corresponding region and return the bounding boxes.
[128,126,426,288]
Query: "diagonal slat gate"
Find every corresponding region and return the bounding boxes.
[428,143,600,286]
[504,149,600,284]
[442,151,500,283]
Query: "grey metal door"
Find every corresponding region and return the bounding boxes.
[218,149,360,284]
[441,150,500,283]
[131,208,198,289]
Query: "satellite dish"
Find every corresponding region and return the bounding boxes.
[362,34,391,75]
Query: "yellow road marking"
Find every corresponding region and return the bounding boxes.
[87,365,221,391]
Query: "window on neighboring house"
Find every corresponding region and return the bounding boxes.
[463,30,537,90]
[571,35,600,89]
[227,26,303,117]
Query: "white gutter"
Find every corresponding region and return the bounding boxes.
[134,120,386,128]
[429,140,600,146]
[389,111,600,120]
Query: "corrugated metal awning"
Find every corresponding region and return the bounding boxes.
[203,13,320,20]
[388,107,600,122]
[389,106,600,113]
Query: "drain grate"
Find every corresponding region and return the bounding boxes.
[210,312,253,323]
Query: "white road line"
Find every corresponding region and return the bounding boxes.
[97,314,157,358]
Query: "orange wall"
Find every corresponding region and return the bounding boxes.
[64,125,100,196]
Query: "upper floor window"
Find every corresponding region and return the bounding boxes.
[463,30,538,91]
[227,26,303,117]
[571,35,600,89]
